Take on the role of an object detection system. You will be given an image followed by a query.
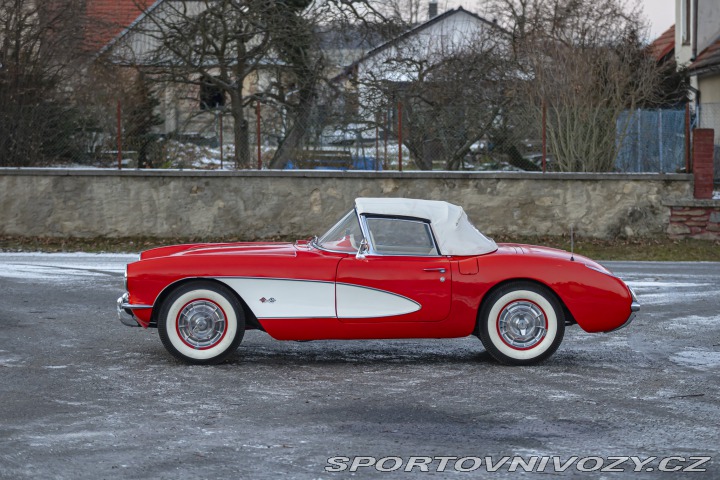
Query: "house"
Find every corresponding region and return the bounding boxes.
[655,1,720,140]
[96,1,379,140]
[338,7,506,91]
[84,0,152,51]
[332,7,510,169]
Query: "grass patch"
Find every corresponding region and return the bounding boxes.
[492,235,720,262]
[0,235,718,262]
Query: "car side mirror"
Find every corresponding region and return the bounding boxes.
[356,238,369,260]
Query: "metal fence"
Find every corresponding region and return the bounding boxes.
[1,99,711,174]
[615,108,689,174]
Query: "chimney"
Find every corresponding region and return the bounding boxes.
[429,0,438,19]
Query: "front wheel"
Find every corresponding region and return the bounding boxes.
[478,281,565,366]
[158,281,245,365]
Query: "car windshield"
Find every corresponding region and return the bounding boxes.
[316,210,363,253]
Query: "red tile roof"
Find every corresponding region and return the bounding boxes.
[649,25,675,62]
[690,35,720,74]
[85,0,152,51]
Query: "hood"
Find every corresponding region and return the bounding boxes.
[140,242,297,260]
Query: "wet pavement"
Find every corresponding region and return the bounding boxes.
[0,254,718,479]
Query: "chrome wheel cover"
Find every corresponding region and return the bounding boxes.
[497,300,547,349]
[176,300,226,349]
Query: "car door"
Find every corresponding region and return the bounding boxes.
[336,215,452,323]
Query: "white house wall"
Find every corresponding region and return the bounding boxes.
[697,0,720,54]
[675,0,694,67]
[109,1,208,65]
[357,11,491,83]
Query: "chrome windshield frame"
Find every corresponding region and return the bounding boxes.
[312,208,364,255]
[312,208,445,258]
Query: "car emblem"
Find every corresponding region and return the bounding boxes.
[260,297,276,303]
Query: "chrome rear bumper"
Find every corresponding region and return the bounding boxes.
[609,287,640,333]
[117,293,152,327]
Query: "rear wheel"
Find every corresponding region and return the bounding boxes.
[158,281,245,365]
[478,281,565,366]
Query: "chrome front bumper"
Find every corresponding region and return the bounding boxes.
[117,293,152,327]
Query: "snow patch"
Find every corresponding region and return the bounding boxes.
[0,253,135,281]
[671,350,720,368]
[665,315,720,331]
[626,281,712,288]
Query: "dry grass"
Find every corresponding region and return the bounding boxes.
[1,235,719,261]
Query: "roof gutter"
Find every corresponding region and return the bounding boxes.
[692,0,698,60]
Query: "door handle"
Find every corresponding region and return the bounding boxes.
[423,268,446,273]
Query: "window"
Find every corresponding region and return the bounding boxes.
[366,217,439,256]
[317,210,363,253]
[199,81,225,110]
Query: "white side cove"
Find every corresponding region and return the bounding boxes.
[336,283,421,318]
[218,278,336,319]
[217,278,421,319]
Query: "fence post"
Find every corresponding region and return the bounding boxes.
[693,128,714,199]
[685,103,692,172]
[384,110,388,169]
[541,100,547,173]
[636,108,642,167]
[658,108,664,172]
[375,119,379,171]
[116,99,122,170]
[256,100,262,170]
[398,101,403,172]
[219,112,224,169]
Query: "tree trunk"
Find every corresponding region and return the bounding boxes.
[268,86,315,169]
[230,94,250,169]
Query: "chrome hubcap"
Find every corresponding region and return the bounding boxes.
[177,300,226,349]
[498,300,547,349]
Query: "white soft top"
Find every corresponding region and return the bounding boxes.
[354,198,498,256]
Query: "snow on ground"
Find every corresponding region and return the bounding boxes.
[671,350,720,368]
[0,253,136,281]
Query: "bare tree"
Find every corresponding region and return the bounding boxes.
[347,16,514,170]
[488,0,665,172]
[102,0,387,169]
[0,0,86,166]
[110,0,282,168]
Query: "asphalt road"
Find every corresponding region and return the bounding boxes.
[0,253,719,479]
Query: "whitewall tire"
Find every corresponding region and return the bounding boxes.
[158,281,245,365]
[478,281,565,366]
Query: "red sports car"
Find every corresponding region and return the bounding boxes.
[117,198,639,365]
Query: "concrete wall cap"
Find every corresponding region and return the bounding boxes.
[0,168,694,181]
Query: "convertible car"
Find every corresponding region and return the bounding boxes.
[117,198,639,365]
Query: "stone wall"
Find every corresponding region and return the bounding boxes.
[667,200,720,240]
[0,169,692,239]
